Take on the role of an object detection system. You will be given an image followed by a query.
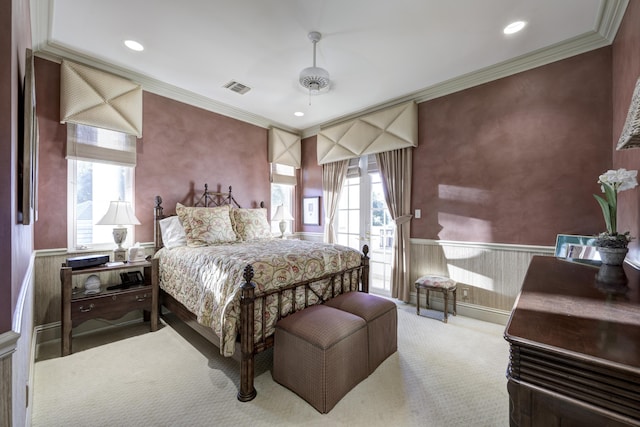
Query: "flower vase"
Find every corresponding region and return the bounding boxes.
[596,246,629,266]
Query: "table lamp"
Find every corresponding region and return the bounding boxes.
[271,205,294,238]
[96,200,141,261]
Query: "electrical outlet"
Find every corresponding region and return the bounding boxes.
[415,209,421,219]
[463,288,469,298]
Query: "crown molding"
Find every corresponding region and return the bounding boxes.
[304,0,628,136]
[30,1,298,133]
[32,0,628,138]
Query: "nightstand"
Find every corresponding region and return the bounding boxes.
[60,258,159,356]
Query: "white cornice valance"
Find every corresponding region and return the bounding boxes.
[317,101,417,165]
[268,127,301,168]
[60,60,143,137]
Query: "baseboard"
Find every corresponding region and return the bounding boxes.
[408,295,511,326]
[35,315,148,349]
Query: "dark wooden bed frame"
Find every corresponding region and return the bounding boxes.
[153,185,370,402]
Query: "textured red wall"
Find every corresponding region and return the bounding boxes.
[411,48,612,246]
[33,58,66,250]
[612,0,640,264]
[136,93,269,243]
[2,0,33,331]
[299,135,324,233]
[34,58,270,249]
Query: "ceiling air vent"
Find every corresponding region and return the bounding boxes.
[223,80,251,95]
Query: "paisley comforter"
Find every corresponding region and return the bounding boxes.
[155,239,363,356]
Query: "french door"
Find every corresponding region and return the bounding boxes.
[335,156,393,295]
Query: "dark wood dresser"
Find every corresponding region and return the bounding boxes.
[505,256,640,427]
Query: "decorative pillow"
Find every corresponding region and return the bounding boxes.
[176,203,237,247]
[231,208,273,241]
[158,215,187,249]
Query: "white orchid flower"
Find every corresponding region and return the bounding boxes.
[594,168,639,240]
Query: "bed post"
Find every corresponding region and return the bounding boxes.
[238,265,257,402]
[361,245,370,293]
[154,196,164,252]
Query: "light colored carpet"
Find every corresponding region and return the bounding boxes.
[32,304,509,427]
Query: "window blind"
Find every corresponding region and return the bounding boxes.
[270,163,297,186]
[66,123,136,166]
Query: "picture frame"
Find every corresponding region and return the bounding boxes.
[554,234,601,266]
[302,197,320,225]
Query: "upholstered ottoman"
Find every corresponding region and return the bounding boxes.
[415,275,457,323]
[273,304,368,414]
[325,291,397,373]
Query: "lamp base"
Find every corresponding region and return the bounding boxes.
[279,220,286,238]
[113,248,127,262]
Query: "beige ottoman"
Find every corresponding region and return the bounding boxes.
[273,304,368,414]
[325,291,397,374]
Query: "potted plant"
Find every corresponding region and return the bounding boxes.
[593,168,638,265]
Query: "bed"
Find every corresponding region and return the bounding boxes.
[153,185,370,401]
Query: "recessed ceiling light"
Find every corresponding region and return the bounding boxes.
[124,40,144,51]
[503,21,526,35]
[294,111,304,117]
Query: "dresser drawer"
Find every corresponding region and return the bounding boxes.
[71,286,153,327]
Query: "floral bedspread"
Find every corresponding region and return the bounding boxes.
[155,239,363,356]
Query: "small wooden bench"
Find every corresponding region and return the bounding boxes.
[415,275,457,323]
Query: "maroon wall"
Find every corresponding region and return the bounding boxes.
[34,58,270,249]
[1,0,33,332]
[412,48,612,246]
[299,135,324,233]
[613,0,640,264]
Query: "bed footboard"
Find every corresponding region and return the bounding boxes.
[237,245,369,402]
[238,265,257,402]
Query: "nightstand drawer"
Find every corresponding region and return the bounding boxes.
[71,286,153,326]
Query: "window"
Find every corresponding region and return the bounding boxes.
[67,124,136,250]
[270,163,296,234]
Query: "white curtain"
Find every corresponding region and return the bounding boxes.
[322,160,349,243]
[375,148,413,302]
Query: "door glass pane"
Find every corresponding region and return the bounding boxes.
[334,158,393,296]
[369,171,393,295]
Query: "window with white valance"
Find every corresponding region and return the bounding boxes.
[60,59,143,137]
[268,127,301,169]
[317,101,417,165]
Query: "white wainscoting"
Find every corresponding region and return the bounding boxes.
[1,253,35,427]
[410,239,554,324]
[297,233,554,324]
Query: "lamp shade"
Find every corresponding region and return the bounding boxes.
[96,201,141,226]
[271,205,294,221]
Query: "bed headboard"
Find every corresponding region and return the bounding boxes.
[154,184,243,251]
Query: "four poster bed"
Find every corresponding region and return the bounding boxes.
[153,185,369,401]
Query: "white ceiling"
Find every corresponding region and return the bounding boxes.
[31,0,627,135]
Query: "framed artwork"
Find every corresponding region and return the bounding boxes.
[303,197,320,225]
[554,234,600,266]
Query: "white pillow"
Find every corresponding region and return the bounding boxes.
[159,216,187,249]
